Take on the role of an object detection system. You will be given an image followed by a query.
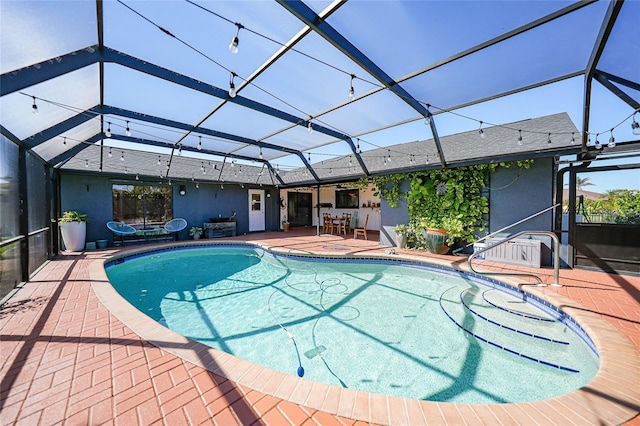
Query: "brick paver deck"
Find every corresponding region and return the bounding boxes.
[1,229,639,425]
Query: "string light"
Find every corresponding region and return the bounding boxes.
[387,150,391,162]
[356,138,361,154]
[571,132,575,145]
[594,133,602,149]
[307,118,313,134]
[424,105,431,125]
[259,147,263,159]
[348,74,355,100]
[632,112,640,135]
[229,22,242,54]
[195,182,199,189]
[121,151,125,161]
[157,156,161,165]
[125,121,131,137]
[136,173,139,180]
[63,137,67,145]
[108,147,113,157]
[178,144,182,155]
[547,133,552,145]
[228,72,237,98]
[197,136,202,150]
[85,159,89,168]
[105,122,111,138]
[608,129,616,148]
[517,130,523,146]
[479,121,486,139]
[31,96,38,114]
[124,167,128,174]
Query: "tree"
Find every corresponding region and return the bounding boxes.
[576,176,594,190]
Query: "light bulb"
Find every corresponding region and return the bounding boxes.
[571,132,575,145]
[608,130,615,148]
[228,81,236,98]
[307,121,313,134]
[547,133,552,145]
[195,182,199,189]
[157,156,161,166]
[229,36,239,54]
[517,130,523,146]
[85,160,89,168]
[125,121,131,137]
[63,137,67,145]
[136,174,139,181]
[632,119,640,136]
[594,134,602,149]
[424,115,431,125]
[105,122,111,138]
[108,148,113,157]
[197,136,202,150]
[479,122,486,139]
[32,97,39,114]
[259,148,263,159]
[120,152,124,161]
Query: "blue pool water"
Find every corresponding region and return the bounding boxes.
[105,244,599,404]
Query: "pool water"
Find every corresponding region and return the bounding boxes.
[105,245,599,404]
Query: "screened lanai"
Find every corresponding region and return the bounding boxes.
[2,0,639,184]
[1,0,639,288]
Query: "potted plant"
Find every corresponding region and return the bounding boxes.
[393,224,410,249]
[189,226,203,240]
[59,211,89,251]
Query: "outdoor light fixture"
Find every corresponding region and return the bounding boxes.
[594,133,602,149]
[348,74,355,100]
[479,121,486,139]
[229,23,242,54]
[424,105,431,125]
[31,96,38,114]
[608,129,616,148]
[228,72,237,98]
[125,121,131,137]
[632,112,640,135]
[179,185,186,196]
[547,133,552,145]
[198,136,202,150]
[105,122,112,138]
[517,130,523,146]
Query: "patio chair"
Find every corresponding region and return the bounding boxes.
[164,218,187,240]
[106,221,137,246]
[353,214,369,240]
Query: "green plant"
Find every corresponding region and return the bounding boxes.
[189,226,203,237]
[58,211,89,223]
[393,224,410,236]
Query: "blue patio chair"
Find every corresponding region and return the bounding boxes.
[106,221,137,246]
[164,218,187,240]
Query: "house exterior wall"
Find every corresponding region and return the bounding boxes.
[59,173,281,247]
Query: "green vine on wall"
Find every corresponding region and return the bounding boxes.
[357,160,533,246]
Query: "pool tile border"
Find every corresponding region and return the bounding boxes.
[91,241,640,425]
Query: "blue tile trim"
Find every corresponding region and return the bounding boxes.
[103,241,598,358]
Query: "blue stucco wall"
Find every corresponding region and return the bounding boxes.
[60,173,281,247]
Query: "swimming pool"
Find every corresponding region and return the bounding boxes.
[105,243,599,404]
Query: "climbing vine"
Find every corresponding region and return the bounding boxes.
[357,160,534,246]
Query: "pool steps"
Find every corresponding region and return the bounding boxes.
[439,288,580,373]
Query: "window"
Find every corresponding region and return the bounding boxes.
[335,189,359,209]
[112,184,172,228]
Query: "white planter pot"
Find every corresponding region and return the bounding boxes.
[60,222,87,252]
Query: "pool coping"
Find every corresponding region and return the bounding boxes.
[89,241,640,425]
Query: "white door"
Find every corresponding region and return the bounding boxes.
[248,189,265,232]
